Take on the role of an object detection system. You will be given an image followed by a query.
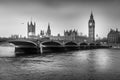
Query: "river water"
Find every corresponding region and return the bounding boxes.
[0,48,120,80]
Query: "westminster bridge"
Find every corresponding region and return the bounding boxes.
[0,38,110,55]
[0,38,102,46]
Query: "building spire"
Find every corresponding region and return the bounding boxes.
[27,22,29,26]
[90,11,94,19]
[47,22,51,36]
[48,22,50,27]
[30,17,33,25]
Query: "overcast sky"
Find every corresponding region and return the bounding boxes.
[0,0,120,38]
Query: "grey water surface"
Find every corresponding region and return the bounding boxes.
[0,49,120,80]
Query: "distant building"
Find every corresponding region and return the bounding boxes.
[64,29,78,37]
[50,29,88,43]
[107,28,120,44]
[50,36,65,41]
[64,29,78,41]
[88,12,95,42]
[40,30,45,37]
[10,35,19,39]
[46,23,51,37]
[27,21,36,38]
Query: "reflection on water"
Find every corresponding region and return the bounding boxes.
[20,57,63,72]
[73,49,113,72]
[74,51,89,61]
[0,46,15,57]
[0,42,15,57]
[0,49,120,80]
[0,48,116,72]
[95,50,110,71]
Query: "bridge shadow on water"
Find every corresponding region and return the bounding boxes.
[15,47,110,57]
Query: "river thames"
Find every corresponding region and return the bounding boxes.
[0,49,120,80]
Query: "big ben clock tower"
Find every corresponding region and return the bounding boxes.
[88,12,95,42]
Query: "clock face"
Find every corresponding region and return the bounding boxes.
[89,22,92,26]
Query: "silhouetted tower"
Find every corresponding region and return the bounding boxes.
[88,12,95,42]
[46,23,51,36]
[27,21,36,38]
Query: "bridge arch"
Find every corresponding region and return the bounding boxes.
[89,43,95,46]
[80,42,88,49]
[96,43,101,46]
[80,42,88,46]
[8,40,40,54]
[41,40,62,46]
[64,41,78,45]
[8,40,37,47]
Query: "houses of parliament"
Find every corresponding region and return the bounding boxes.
[27,12,95,43]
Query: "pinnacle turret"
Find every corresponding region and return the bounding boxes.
[90,11,94,20]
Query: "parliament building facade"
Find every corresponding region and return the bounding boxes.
[107,29,120,44]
